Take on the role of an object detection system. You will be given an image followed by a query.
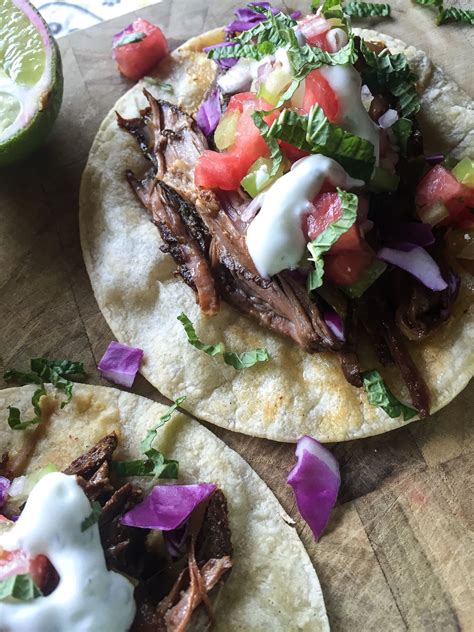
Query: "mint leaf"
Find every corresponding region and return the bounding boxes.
[81,501,102,532]
[436,8,474,25]
[114,397,184,480]
[0,574,43,601]
[223,349,270,369]
[263,106,375,181]
[362,370,417,420]
[7,382,47,430]
[142,449,179,479]
[4,360,86,428]
[141,396,186,454]
[319,0,348,21]
[360,41,420,118]
[207,40,276,62]
[391,117,413,156]
[413,0,442,5]
[114,32,146,47]
[177,313,270,370]
[177,313,225,356]
[307,189,358,291]
[113,451,179,479]
[345,2,391,17]
[288,39,357,81]
[237,9,297,46]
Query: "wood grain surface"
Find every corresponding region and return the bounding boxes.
[0,1,473,629]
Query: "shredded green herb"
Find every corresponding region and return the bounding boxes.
[0,574,43,601]
[114,32,146,47]
[362,370,417,420]
[207,40,276,61]
[113,398,184,479]
[177,313,270,370]
[81,501,102,532]
[345,2,391,17]
[258,105,375,182]
[413,0,473,25]
[436,7,474,25]
[360,41,420,118]
[4,359,86,430]
[307,189,359,291]
[391,117,413,156]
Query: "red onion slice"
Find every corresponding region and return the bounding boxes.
[323,310,345,341]
[287,436,340,540]
[121,483,217,530]
[0,476,10,509]
[98,341,144,388]
[378,108,399,129]
[377,244,448,291]
[196,89,221,136]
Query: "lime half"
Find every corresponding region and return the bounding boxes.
[0,0,63,166]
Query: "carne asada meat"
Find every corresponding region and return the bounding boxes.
[119,92,342,355]
[64,435,233,631]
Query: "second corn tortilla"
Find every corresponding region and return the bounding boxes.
[79,28,474,442]
[0,383,328,631]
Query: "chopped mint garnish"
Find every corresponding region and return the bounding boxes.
[391,117,413,156]
[4,359,86,430]
[251,111,284,177]
[114,32,146,47]
[261,105,375,181]
[307,189,359,291]
[436,7,474,25]
[362,370,417,420]
[345,2,391,17]
[0,574,43,601]
[177,313,270,369]
[81,501,102,532]
[113,398,184,480]
[360,41,420,118]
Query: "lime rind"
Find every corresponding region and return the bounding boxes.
[0,0,63,166]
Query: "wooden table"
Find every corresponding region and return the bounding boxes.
[1,1,472,629]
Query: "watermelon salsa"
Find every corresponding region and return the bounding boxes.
[111,5,473,293]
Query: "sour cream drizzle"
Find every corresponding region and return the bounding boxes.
[246,155,363,277]
[0,472,136,632]
[319,64,380,163]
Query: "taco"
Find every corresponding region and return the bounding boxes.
[0,383,328,630]
[80,3,473,442]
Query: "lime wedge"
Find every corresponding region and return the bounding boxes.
[0,0,63,166]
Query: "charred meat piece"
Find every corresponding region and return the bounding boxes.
[195,490,233,563]
[119,92,341,354]
[64,433,118,478]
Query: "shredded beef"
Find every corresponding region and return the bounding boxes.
[119,92,342,356]
[61,437,233,631]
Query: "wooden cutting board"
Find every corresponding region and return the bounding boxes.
[0,1,472,629]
